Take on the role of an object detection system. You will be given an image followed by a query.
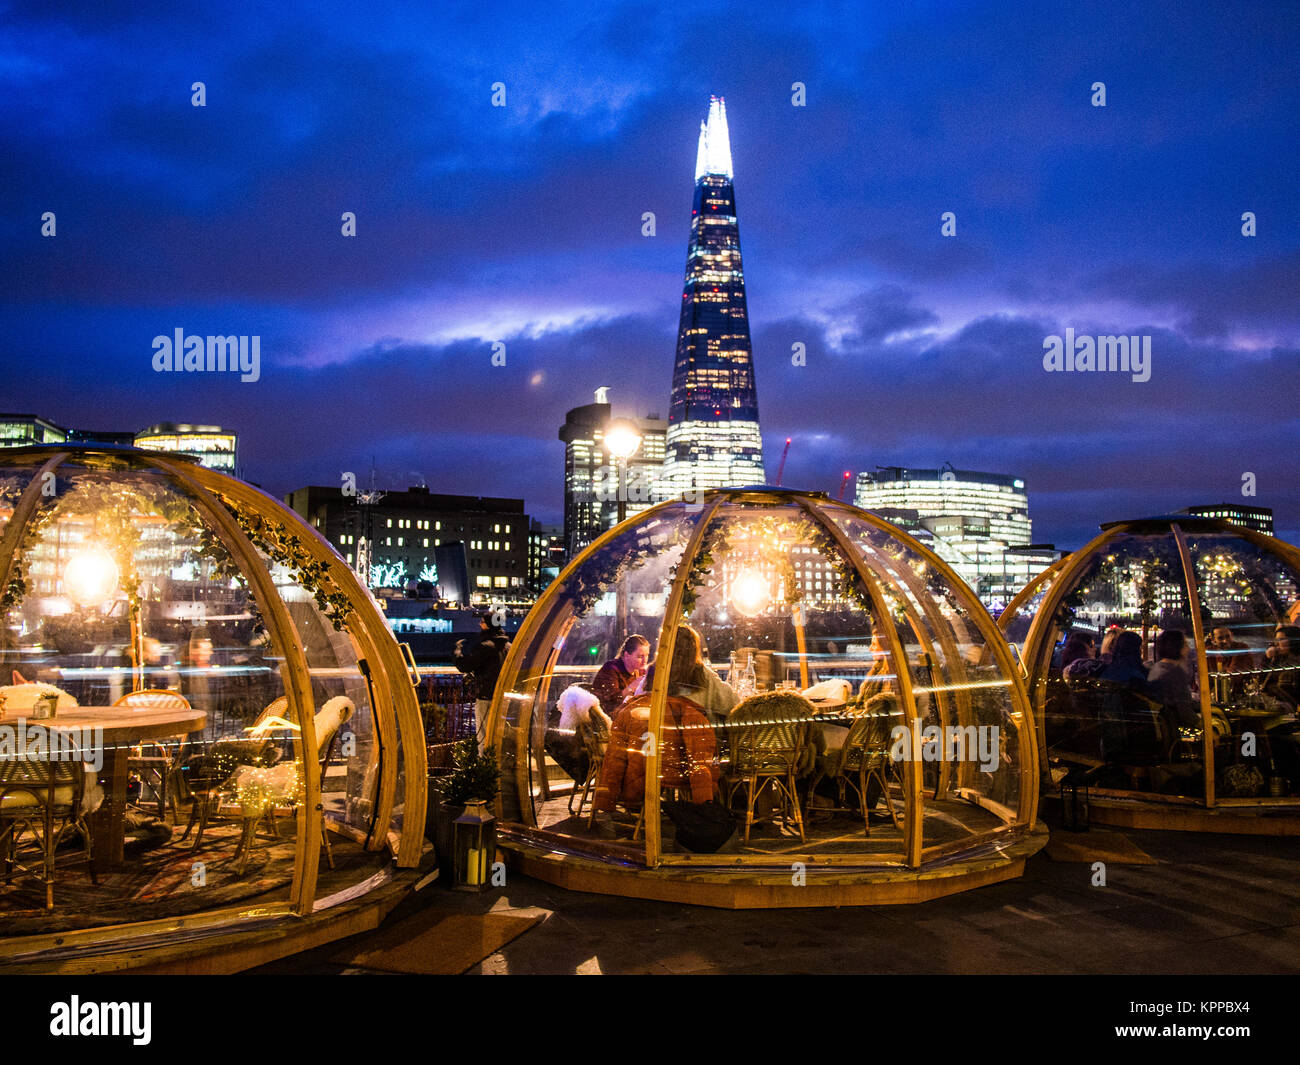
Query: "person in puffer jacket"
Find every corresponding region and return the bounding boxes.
[593,693,718,823]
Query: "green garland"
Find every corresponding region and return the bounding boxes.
[216,496,354,631]
[672,511,877,619]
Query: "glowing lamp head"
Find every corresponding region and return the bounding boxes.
[64,549,119,605]
[604,420,642,462]
[731,569,771,617]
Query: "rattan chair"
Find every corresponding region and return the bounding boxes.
[724,692,814,842]
[178,695,286,847]
[808,692,904,834]
[0,752,97,909]
[219,696,354,875]
[570,714,610,823]
[114,688,192,820]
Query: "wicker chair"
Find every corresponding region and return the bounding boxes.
[808,692,904,834]
[724,692,815,842]
[217,696,355,875]
[114,688,192,820]
[0,752,97,909]
[177,695,286,848]
[570,713,610,823]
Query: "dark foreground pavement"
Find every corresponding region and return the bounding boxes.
[251,827,1300,975]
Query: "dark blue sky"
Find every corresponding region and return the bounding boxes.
[3,0,1298,546]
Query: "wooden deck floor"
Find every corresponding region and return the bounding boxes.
[528,785,1004,862]
[0,806,390,936]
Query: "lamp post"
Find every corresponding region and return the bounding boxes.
[603,419,642,525]
[604,420,642,640]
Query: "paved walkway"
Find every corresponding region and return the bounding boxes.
[252,827,1300,975]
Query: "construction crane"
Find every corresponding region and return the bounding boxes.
[838,471,851,501]
[775,437,792,486]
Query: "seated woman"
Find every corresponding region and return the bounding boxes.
[1060,631,1097,671]
[1262,625,1300,711]
[858,634,895,699]
[591,690,718,836]
[1096,630,1154,694]
[1146,629,1201,729]
[635,624,738,725]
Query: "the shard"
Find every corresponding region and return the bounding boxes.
[661,96,765,495]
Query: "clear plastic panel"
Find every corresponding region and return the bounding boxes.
[210,486,390,887]
[1183,530,1300,800]
[651,500,908,864]
[1032,531,1203,799]
[493,503,705,855]
[820,503,1025,848]
[0,456,294,930]
[0,465,36,544]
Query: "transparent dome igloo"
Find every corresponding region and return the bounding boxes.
[998,514,1300,833]
[0,446,425,964]
[487,489,1044,907]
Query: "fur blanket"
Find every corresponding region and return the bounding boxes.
[556,685,611,735]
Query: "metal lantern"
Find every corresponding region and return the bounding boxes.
[1059,765,1093,832]
[453,799,497,891]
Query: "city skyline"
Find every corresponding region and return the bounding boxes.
[3,2,1299,549]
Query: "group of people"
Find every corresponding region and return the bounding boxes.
[1059,622,1300,716]
[1057,621,1300,787]
[574,626,741,837]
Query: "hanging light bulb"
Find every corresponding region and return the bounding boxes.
[64,549,120,605]
[731,568,771,617]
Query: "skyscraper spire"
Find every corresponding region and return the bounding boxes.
[663,97,765,496]
[694,95,733,181]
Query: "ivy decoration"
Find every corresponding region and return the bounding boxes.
[677,514,732,617]
[1,500,58,614]
[216,497,355,631]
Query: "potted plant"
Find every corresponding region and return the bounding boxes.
[430,739,499,881]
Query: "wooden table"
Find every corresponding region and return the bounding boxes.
[43,706,207,871]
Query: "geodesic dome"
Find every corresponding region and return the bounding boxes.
[999,514,1300,832]
[488,488,1043,906]
[0,446,425,962]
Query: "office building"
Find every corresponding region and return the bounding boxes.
[855,464,1058,605]
[286,485,529,603]
[1180,504,1274,537]
[528,520,566,596]
[134,422,237,473]
[559,388,667,558]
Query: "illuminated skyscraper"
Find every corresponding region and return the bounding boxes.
[662,97,765,494]
[559,388,667,558]
[134,422,237,473]
[855,464,1059,607]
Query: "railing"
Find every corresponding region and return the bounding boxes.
[418,669,476,770]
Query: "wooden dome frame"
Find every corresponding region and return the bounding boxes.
[487,488,1044,907]
[998,514,1300,834]
[0,446,427,968]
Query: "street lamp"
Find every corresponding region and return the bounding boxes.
[604,420,642,643]
[604,419,642,525]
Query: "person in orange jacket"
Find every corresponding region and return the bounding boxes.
[592,686,718,834]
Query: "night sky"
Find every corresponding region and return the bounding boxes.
[3,1,1298,547]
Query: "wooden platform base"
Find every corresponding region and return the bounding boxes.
[501,825,1049,909]
[0,859,431,975]
[1058,795,1300,836]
